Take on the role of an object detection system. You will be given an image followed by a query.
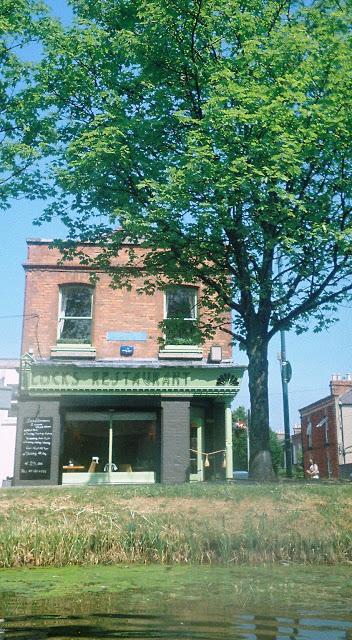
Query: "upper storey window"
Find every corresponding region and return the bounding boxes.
[164,286,201,345]
[58,286,93,344]
[166,286,197,321]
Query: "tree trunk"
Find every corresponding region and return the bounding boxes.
[247,332,276,481]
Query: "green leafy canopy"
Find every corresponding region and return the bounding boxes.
[38,0,352,348]
[0,0,55,208]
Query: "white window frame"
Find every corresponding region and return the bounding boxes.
[57,285,93,344]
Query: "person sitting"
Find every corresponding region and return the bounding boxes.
[306,458,319,479]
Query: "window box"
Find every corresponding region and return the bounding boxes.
[158,344,203,359]
[51,344,96,359]
[57,338,92,345]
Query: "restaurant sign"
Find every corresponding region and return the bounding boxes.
[21,358,245,397]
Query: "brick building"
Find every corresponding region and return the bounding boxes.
[299,375,352,479]
[0,359,19,485]
[13,239,245,486]
[291,424,302,467]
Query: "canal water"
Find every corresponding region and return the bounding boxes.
[0,565,351,639]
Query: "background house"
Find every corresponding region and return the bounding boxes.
[0,359,19,485]
[291,424,302,468]
[300,375,352,479]
[337,388,352,478]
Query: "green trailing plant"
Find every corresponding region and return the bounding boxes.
[159,318,203,346]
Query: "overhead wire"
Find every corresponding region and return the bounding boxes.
[0,313,42,358]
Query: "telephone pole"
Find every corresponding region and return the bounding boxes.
[277,253,292,478]
[280,328,292,477]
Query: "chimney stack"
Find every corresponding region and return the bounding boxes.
[330,374,352,397]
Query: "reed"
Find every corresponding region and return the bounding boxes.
[0,482,351,567]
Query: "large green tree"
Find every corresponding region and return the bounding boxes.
[38,0,352,478]
[0,0,51,208]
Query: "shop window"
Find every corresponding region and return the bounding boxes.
[58,285,93,344]
[63,416,156,473]
[163,286,201,345]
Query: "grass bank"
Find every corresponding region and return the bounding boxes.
[1,482,351,567]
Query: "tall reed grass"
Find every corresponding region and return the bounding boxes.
[1,483,352,567]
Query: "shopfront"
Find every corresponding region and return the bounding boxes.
[13,356,245,486]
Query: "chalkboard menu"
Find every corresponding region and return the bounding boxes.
[20,417,53,480]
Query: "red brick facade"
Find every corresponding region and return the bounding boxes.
[300,398,339,479]
[330,378,352,397]
[14,239,243,487]
[21,240,232,361]
[300,377,352,479]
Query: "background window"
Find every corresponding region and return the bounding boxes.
[306,419,312,448]
[58,286,93,343]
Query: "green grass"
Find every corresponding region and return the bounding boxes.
[0,482,351,567]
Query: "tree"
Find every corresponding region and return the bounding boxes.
[37,0,352,479]
[232,405,248,470]
[292,449,304,479]
[269,430,284,475]
[0,0,52,208]
[232,405,284,474]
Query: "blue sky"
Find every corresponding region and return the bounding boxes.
[1,0,351,430]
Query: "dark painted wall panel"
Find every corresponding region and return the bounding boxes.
[161,399,190,483]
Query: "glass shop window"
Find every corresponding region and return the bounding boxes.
[58,285,93,344]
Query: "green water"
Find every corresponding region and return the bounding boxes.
[1,565,352,638]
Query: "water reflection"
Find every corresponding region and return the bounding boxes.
[236,614,352,639]
[1,565,352,640]
[1,609,352,639]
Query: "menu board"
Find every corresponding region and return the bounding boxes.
[20,417,53,480]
